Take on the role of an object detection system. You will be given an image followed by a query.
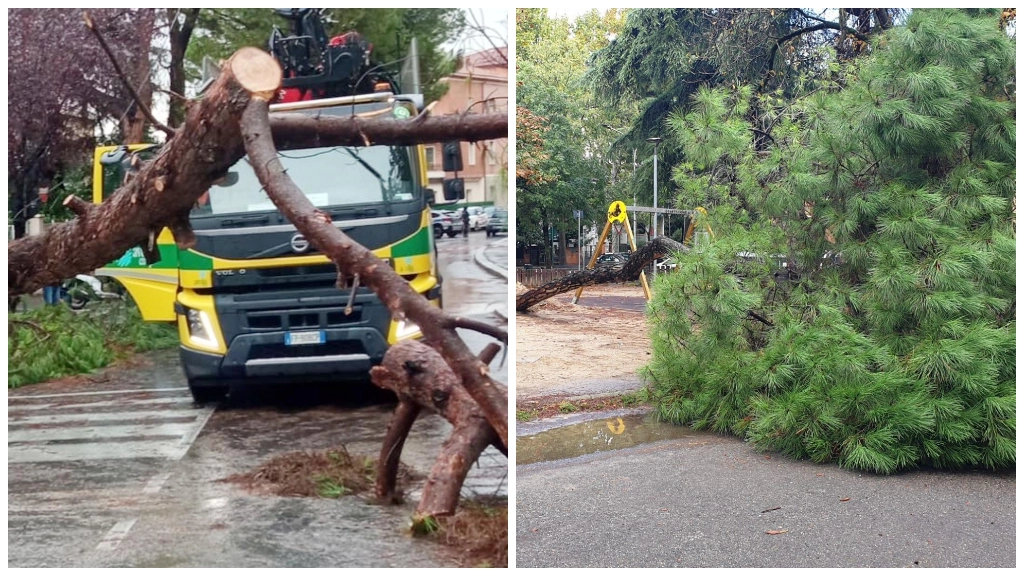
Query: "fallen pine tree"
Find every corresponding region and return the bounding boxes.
[516,236,690,312]
[7,45,508,518]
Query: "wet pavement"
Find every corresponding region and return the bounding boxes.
[516,409,1016,568]
[517,410,700,466]
[8,232,508,568]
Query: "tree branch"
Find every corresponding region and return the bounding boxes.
[240,98,509,448]
[83,11,175,138]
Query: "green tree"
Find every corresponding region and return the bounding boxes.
[515,8,630,265]
[587,9,900,216]
[648,9,1015,473]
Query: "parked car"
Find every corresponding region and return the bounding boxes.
[457,206,490,231]
[486,208,508,237]
[655,257,677,271]
[595,252,628,269]
[431,210,463,238]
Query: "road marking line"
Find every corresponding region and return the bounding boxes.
[8,387,188,400]
[203,497,228,509]
[95,519,136,551]
[9,409,204,426]
[8,397,192,412]
[9,441,189,463]
[143,473,172,495]
[8,423,196,443]
[168,407,215,460]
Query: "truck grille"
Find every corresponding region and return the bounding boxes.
[249,340,366,360]
[245,307,364,332]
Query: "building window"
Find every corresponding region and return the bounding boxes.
[468,142,476,166]
[487,142,496,166]
[425,146,435,169]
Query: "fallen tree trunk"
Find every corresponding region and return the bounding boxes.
[8,46,277,298]
[8,105,506,298]
[9,45,509,517]
[269,112,507,150]
[517,236,690,312]
[240,96,509,448]
[371,340,504,519]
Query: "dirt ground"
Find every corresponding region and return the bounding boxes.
[515,282,652,401]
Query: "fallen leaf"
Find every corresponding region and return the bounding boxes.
[766,530,788,535]
[764,456,772,460]
[531,528,538,532]
[840,497,850,502]
[816,473,824,477]
[762,506,781,513]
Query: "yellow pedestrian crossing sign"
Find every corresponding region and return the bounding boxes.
[607,201,627,223]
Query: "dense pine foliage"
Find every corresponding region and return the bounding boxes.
[646,9,1014,473]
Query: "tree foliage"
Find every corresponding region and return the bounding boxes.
[587,8,901,212]
[647,9,1015,473]
[514,8,630,259]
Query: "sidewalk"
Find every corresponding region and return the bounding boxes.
[474,237,508,279]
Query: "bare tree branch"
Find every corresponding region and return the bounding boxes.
[83,11,176,138]
[240,98,509,448]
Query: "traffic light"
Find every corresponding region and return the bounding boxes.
[442,141,463,172]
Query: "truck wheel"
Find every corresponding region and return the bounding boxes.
[188,380,228,405]
[447,230,458,238]
[434,224,444,239]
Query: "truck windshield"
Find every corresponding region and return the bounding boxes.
[194,144,417,216]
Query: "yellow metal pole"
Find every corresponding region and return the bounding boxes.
[572,219,612,304]
[622,214,651,301]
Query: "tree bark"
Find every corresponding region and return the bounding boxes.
[370,340,503,517]
[269,112,508,151]
[8,104,506,297]
[517,236,689,312]
[239,98,509,448]
[8,46,280,298]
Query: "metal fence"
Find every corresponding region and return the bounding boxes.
[515,267,577,287]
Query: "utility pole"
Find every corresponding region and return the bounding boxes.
[647,136,662,280]
[602,124,639,251]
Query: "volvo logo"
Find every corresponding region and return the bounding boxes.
[290,233,310,253]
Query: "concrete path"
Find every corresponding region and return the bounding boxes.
[516,410,1016,568]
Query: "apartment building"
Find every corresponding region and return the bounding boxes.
[425,46,508,207]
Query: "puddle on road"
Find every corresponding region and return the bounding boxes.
[517,413,699,465]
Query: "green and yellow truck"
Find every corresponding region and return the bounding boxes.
[91,14,462,402]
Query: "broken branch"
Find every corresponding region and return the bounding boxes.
[240,97,508,447]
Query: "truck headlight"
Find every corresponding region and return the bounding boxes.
[185,308,218,349]
[395,320,421,340]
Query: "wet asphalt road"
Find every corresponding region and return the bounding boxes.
[8,231,509,568]
[516,409,1016,568]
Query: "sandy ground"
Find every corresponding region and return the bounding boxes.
[515,283,652,400]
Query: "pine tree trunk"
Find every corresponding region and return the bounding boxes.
[7,56,507,299]
[517,236,689,312]
[8,47,280,298]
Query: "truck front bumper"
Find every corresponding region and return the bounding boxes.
[180,325,389,381]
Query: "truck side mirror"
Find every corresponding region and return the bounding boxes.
[442,141,463,172]
[214,171,240,187]
[424,187,436,206]
[443,178,465,201]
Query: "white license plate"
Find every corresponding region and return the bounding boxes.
[285,331,325,346]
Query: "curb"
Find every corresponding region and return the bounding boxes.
[473,239,508,280]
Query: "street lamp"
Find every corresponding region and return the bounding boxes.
[647,136,662,280]
[602,124,638,242]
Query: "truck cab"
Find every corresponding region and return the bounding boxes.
[93,14,465,402]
